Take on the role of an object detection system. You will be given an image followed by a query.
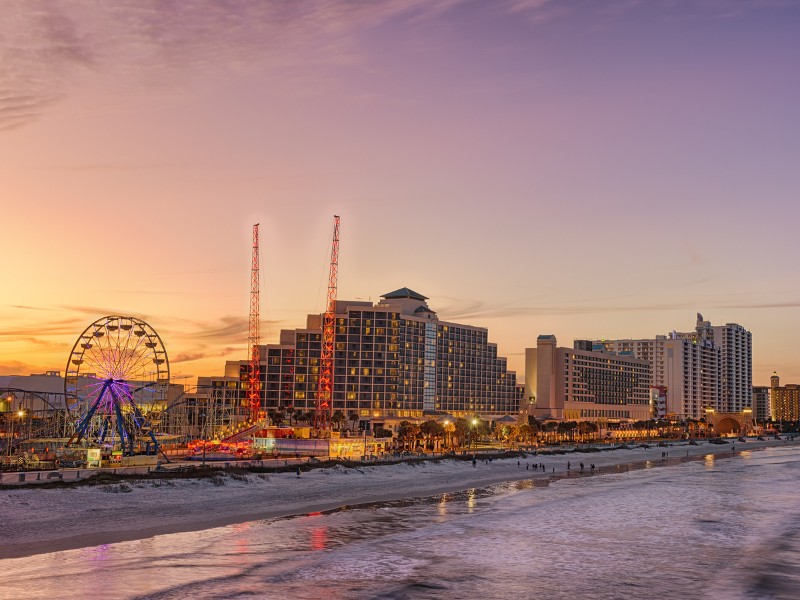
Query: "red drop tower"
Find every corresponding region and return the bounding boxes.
[316,215,340,431]
[248,223,261,421]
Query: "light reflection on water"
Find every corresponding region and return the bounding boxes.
[0,446,799,600]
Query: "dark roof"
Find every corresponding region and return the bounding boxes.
[415,306,435,314]
[381,287,429,301]
[496,415,518,424]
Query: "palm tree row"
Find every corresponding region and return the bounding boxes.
[265,408,363,431]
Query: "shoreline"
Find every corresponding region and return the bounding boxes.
[1,438,797,561]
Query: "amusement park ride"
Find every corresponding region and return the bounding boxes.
[248,223,262,422]
[0,216,342,466]
[64,315,169,457]
[315,215,340,432]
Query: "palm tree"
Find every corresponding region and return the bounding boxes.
[441,420,455,450]
[331,410,346,431]
[542,421,558,444]
[557,421,577,442]
[519,423,534,445]
[527,416,541,443]
[506,425,520,446]
[580,421,598,442]
[454,418,471,448]
[297,410,313,426]
[420,420,444,451]
[397,421,421,451]
[348,411,360,431]
[285,405,295,426]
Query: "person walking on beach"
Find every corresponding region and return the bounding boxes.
[567,461,571,471]
[580,462,584,471]
[296,466,301,478]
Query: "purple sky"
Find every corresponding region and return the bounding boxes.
[2,0,799,384]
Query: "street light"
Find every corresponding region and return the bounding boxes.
[7,410,25,458]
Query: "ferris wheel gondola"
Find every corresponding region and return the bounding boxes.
[64,316,169,455]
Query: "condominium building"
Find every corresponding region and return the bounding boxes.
[599,334,721,419]
[598,313,750,420]
[695,315,752,412]
[752,385,771,422]
[525,336,652,422]
[201,288,522,422]
[769,372,800,422]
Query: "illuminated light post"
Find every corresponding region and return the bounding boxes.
[7,410,24,458]
[3,395,13,457]
[18,410,25,442]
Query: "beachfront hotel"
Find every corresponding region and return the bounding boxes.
[197,288,522,425]
[524,336,652,422]
[769,372,800,422]
[598,314,750,420]
[694,316,752,413]
[600,335,720,420]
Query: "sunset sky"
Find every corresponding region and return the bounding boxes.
[2,0,799,386]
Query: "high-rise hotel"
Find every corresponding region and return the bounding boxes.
[198,288,522,423]
[598,314,751,419]
[525,336,652,422]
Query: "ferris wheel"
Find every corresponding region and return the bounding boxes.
[65,316,169,455]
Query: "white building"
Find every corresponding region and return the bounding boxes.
[695,315,752,413]
[600,323,723,420]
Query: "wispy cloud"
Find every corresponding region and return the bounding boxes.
[7,304,50,310]
[0,360,41,376]
[0,317,88,338]
[0,0,564,131]
[59,304,148,319]
[437,296,800,321]
[3,0,789,131]
[172,346,240,364]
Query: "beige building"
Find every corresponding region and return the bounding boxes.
[769,372,800,422]
[525,335,651,422]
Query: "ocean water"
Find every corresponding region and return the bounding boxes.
[1,446,799,600]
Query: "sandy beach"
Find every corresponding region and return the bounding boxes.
[1,438,796,560]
